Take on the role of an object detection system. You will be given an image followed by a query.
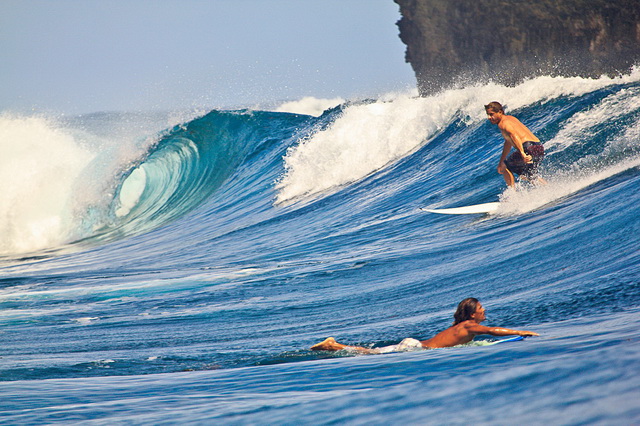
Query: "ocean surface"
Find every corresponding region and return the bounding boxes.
[1,72,640,424]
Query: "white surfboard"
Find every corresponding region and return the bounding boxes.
[421,202,500,215]
[486,335,524,345]
[471,336,525,346]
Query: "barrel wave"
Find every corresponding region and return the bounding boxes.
[1,72,639,424]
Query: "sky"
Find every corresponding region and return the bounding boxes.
[1,0,416,114]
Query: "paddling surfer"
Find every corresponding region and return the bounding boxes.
[485,101,546,187]
[310,298,539,353]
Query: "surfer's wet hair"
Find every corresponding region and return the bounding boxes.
[453,297,479,325]
[484,101,504,113]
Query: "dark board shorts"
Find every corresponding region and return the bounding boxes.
[504,141,544,179]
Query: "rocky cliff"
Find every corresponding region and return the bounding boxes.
[394,0,640,94]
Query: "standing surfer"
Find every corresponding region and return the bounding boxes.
[485,101,546,187]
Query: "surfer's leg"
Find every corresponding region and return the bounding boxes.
[502,156,520,188]
[310,337,375,353]
[502,167,516,187]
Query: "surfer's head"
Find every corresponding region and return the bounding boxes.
[453,297,485,325]
[485,101,504,124]
[485,101,504,113]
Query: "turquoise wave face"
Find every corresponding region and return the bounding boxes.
[81,110,314,246]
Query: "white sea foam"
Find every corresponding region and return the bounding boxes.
[0,114,95,254]
[276,69,640,204]
[498,115,640,215]
[497,157,640,216]
[73,317,100,325]
[274,96,345,117]
[0,112,166,255]
[545,86,640,151]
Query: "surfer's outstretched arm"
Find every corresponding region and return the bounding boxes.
[310,337,376,354]
[466,323,539,337]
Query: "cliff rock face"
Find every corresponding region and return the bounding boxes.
[394,0,640,94]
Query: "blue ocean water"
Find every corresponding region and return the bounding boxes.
[1,73,640,424]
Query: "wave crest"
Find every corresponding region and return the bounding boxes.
[276,71,640,204]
